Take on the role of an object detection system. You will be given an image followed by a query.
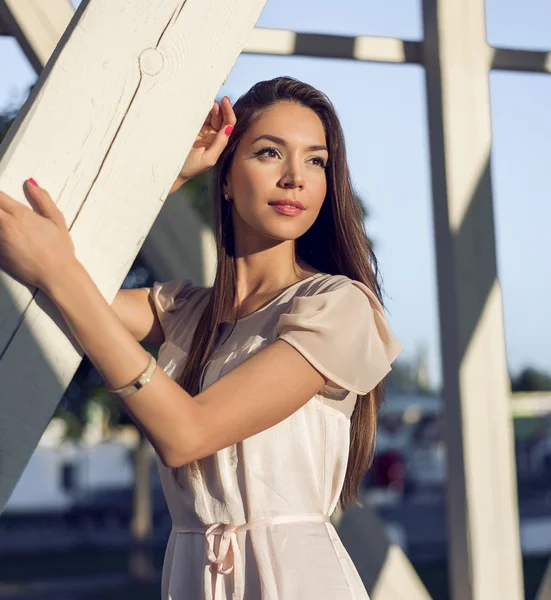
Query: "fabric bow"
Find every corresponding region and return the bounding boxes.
[205,522,244,600]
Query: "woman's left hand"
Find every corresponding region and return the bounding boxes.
[0,179,77,292]
[168,96,237,194]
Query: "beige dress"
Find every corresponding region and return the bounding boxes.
[149,272,402,600]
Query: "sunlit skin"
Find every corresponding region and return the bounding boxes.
[224,102,330,311]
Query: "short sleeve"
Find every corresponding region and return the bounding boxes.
[275,281,402,395]
[148,279,202,343]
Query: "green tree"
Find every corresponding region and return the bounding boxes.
[512,368,551,392]
[386,360,418,391]
[0,85,34,145]
[0,105,17,145]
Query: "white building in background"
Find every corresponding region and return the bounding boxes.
[4,418,135,514]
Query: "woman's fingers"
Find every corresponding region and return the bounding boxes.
[220,96,236,128]
[206,97,234,136]
[211,100,222,130]
[179,97,236,178]
[202,124,233,167]
[200,97,236,166]
[202,128,235,167]
[24,180,65,227]
[0,189,21,216]
[0,181,65,228]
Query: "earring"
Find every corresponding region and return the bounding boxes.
[224,192,230,202]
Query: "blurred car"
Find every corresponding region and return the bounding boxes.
[369,449,406,491]
[530,424,551,479]
[403,414,446,494]
[362,426,409,492]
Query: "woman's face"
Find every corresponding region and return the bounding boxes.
[225,101,329,246]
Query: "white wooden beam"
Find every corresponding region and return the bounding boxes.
[353,36,421,64]
[492,47,551,74]
[0,0,74,73]
[1,1,549,76]
[0,0,267,513]
[510,392,551,417]
[335,504,432,599]
[244,28,423,64]
[537,562,551,600]
[244,28,551,74]
[422,0,524,598]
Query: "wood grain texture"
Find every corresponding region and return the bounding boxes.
[0,0,267,513]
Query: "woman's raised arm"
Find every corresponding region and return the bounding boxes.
[111,288,164,346]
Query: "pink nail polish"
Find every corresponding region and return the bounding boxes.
[225,125,234,136]
[29,178,38,187]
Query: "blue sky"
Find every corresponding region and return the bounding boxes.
[0,0,549,389]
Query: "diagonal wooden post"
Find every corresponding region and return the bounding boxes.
[0,0,267,513]
[0,0,216,287]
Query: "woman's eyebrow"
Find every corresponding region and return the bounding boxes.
[251,134,328,153]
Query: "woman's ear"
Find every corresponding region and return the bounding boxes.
[223,176,233,200]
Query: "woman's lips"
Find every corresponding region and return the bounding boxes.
[268,200,305,216]
[269,204,304,216]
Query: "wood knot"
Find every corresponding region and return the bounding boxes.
[139,48,164,76]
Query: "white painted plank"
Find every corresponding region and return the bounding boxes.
[0,0,215,292]
[0,0,74,72]
[243,28,423,64]
[492,48,551,74]
[510,392,551,417]
[0,0,267,513]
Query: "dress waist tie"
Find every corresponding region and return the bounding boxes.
[172,513,331,600]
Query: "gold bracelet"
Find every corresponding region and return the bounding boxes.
[109,353,157,398]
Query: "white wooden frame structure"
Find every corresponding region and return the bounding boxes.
[243,8,551,600]
[0,0,267,515]
[1,1,551,599]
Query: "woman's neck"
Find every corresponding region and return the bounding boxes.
[232,242,314,295]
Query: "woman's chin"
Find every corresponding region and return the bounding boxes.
[260,224,308,242]
[233,212,310,243]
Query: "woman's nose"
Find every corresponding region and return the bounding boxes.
[280,160,304,189]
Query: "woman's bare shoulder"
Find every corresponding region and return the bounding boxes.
[112,287,161,345]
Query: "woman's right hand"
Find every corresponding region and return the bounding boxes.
[169,96,236,194]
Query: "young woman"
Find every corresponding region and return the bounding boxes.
[0,77,401,599]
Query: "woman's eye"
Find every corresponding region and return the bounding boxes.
[255,147,280,159]
[254,147,327,168]
[310,156,327,168]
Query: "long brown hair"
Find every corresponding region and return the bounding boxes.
[176,76,386,511]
